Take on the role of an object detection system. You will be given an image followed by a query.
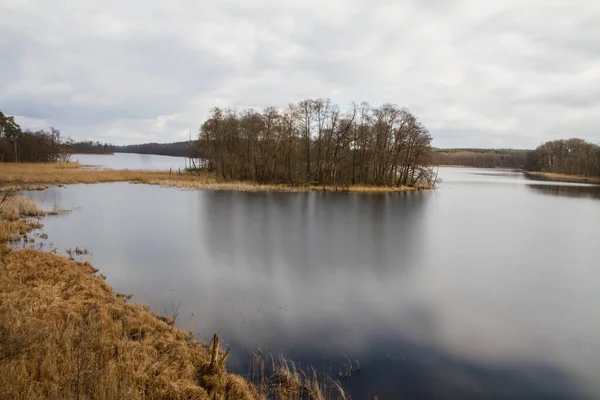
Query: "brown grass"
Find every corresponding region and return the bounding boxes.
[0,250,261,399]
[0,162,434,192]
[0,195,47,245]
[524,171,600,185]
[0,194,47,220]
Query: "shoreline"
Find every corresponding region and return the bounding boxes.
[0,162,435,193]
[524,171,600,185]
[1,193,348,399]
[433,165,600,185]
[0,194,260,398]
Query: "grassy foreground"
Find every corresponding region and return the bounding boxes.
[0,162,432,192]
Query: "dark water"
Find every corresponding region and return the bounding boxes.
[23,167,600,399]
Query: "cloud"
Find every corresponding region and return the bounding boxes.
[1,0,599,146]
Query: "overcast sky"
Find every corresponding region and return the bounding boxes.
[1,0,599,147]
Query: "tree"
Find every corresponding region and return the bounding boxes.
[0,111,22,162]
[0,111,73,163]
[526,138,600,177]
[198,100,435,187]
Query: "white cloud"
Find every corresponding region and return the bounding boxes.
[1,0,599,146]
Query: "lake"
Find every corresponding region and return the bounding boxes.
[22,156,600,399]
[72,152,190,171]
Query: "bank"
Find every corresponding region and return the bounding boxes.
[0,195,262,399]
[1,190,352,399]
[523,171,600,185]
[0,162,434,193]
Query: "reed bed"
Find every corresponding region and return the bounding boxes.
[0,249,262,399]
[248,352,350,400]
[0,162,433,192]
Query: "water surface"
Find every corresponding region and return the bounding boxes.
[24,166,600,399]
[72,152,188,171]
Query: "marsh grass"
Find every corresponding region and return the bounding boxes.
[0,250,261,400]
[0,162,434,192]
[248,352,349,400]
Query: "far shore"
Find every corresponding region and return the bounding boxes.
[435,165,600,184]
[524,171,600,185]
[0,162,434,193]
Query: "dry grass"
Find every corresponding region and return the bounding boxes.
[525,171,600,185]
[0,195,48,245]
[0,162,211,187]
[0,250,261,400]
[0,194,47,220]
[0,162,434,192]
[248,352,349,400]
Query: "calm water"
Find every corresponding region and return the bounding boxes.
[23,164,600,399]
[72,152,188,170]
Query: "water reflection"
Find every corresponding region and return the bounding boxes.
[201,191,429,279]
[527,184,600,200]
[286,337,584,399]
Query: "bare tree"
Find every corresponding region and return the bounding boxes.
[199,100,434,187]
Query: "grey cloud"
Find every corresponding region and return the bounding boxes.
[1,0,599,146]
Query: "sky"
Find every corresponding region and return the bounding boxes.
[1,0,599,148]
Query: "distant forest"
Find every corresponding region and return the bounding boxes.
[199,100,434,187]
[431,148,530,168]
[72,141,201,158]
[432,139,600,177]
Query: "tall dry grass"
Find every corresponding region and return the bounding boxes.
[0,162,213,187]
[248,352,349,400]
[0,194,47,245]
[0,162,433,192]
[0,249,261,399]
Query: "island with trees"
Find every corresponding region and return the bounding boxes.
[199,100,435,189]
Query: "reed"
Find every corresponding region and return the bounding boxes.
[0,162,434,192]
[0,249,262,399]
[248,352,349,400]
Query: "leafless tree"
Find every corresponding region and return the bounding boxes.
[199,100,434,187]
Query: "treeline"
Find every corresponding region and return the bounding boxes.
[0,111,72,163]
[431,149,529,168]
[73,141,115,154]
[72,140,201,158]
[117,141,201,158]
[199,100,434,187]
[433,147,529,154]
[527,138,600,177]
